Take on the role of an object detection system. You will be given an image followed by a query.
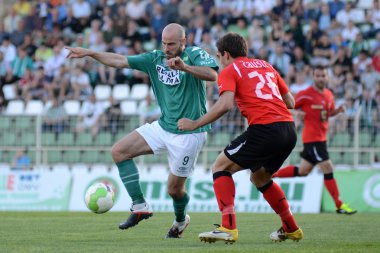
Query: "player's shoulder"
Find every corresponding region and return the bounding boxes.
[184,46,204,54]
[149,49,165,57]
[324,87,334,96]
[299,86,314,95]
[295,86,313,100]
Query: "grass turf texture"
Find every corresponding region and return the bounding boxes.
[1,212,379,253]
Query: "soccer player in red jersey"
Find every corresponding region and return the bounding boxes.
[178,33,303,244]
[273,65,357,215]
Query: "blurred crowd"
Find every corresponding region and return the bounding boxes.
[0,0,379,141]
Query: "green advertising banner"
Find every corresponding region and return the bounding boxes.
[322,170,380,213]
[0,170,72,211]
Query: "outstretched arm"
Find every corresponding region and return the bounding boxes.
[178,91,235,131]
[65,46,130,69]
[167,56,217,81]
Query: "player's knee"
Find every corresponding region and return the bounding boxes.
[111,143,132,162]
[167,186,183,199]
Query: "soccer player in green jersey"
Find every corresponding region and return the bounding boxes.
[66,23,219,238]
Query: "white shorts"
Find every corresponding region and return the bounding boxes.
[136,121,207,177]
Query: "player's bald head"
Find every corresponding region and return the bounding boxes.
[162,23,186,40]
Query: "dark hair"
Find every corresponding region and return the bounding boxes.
[312,65,327,73]
[216,32,248,58]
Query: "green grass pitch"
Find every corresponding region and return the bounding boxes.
[1,212,379,253]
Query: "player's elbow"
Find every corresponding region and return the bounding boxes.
[205,69,218,82]
[223,99,235,112]
[210,71,218,82]
[286,100,295,109]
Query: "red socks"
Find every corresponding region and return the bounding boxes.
[213,171,236,230]
[260,180,299,233]
[324,173,343,208]
[272,165,298,178]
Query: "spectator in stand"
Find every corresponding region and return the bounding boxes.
[248,19,265,56]
[360,89,378,130]
[305,19,323,55]
[268,43,291,77]
[335,1,355,27]
[318,3,332,31]
[150,3,169,44]
[290,71,310,95]
[4,7,22,33]
[12,0,32,17]
[166,0,180,24]
[60,6,82,34]
[328,0,345,19]
[42,96,69,137]
[353,49,372,77]
[84,19,102,48]
[344,71,362,100]
[138,94,161,124]
[341,20,360,43]
[11,148,31,171]
[0,36,17,67]
[114,4,130,37]
[0,51,13,85]
[20,34,37,58]
[227,17,249,42]
[361,64,380,96]
[329,64,346,99]
[34,43,53,68]
[126,0,149,26]
[75,93,104,138]
[0,21,10,44]
[43,45,65,81]
[350,33,370,59]
[11,47,35,83]
[101,96,122,136]
[23,5,44,34]
[123,20,142,48]
[49,64,70,101]
[178,0,197,25]
[330,46,352,73]
[70,65,92,100]
[22,66,49,101]
[71,0,91,24]
[10,20,26,47]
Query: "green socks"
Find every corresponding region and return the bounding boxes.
[173,193,190,222]
[117,160,145,205]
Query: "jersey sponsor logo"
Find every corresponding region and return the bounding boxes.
[156,65,181,85]
[311,104,323,109]
[241,60,268,69]
[199,51,215,65]
[226,141,246,156]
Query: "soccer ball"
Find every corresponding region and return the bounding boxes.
[84,182,115,214]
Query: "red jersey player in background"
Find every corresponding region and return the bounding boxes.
[178,33,303,244]
[273,65,357,215]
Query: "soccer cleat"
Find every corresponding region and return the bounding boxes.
[270,227,303,242]
[119,203,153,230]
[336,203,357,215]
[165,214,191,238]
[198,224,238,244]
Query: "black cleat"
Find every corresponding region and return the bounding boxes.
[165,215,190,238]
[119,211,153,230]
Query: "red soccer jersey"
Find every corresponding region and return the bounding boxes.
[295,86,335,143]
[217,57,293,125]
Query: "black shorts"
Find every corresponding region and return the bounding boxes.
[300,141,329,165]
[224,122,297,174]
